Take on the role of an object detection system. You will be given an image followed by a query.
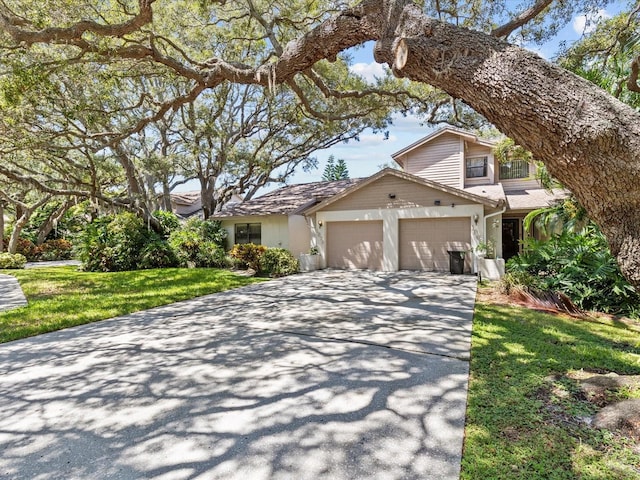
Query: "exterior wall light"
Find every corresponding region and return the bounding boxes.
[388,193,396,199]
[473,213,479,224]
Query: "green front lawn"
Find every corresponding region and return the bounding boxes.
[0,266,261,344]
[463,292,640,479]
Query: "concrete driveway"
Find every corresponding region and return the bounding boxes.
[0,270,476,480]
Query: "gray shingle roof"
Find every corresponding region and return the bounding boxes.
[213,178,363,217]
[505,188,568,211]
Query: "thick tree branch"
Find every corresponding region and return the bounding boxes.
[491,0,554,38]
[0,0,155,45]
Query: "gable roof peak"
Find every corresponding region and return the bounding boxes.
[391,126,497,162]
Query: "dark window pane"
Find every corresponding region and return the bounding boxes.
[235,223,261,244]
[466,156,487,178]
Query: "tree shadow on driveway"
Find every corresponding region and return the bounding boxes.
[0,270,475,480]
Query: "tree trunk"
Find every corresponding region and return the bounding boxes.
[36,199,72,245]
[200,176,217,220]
[8,213,29,254]
[367,1,640,286]
[0,202,4,253]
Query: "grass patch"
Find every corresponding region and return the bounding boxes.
[462,289,640,479]
[0,266,262,344]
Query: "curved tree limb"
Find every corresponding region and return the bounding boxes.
[491,0,554,38]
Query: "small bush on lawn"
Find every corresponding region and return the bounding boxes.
[260,248,299,277]
[0,252,27,269]
[78,213,148,272]
[196,242,229,268]
[229,243,267,271]
[33,239,74,261]
[168,218,228,268]
[15,238,37,260]
[138,236,180,269]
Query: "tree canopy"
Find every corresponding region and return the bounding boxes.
[1,0,640,286]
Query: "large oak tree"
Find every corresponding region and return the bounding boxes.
[1,0,640,285]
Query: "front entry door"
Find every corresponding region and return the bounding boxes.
[502,219,521,261]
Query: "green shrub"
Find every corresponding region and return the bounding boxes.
[33,239,74,261]
[138,237,179,269]
[260,248,299,277]
[229,243,267,271]
[168,228,202,266]
[168,219,229,268]
[153,210,181,238]
[0,252,27,269]
[506,225,640,316]
[196,242,229,268]
[181,217,228,249]
[78,213,148,272]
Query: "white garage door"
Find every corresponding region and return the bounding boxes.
[399,218,471,271]
[326,221,383,270]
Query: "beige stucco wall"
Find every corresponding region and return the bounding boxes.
[220,215,290,249]
[220,214,311,256]
[287,215,311,257]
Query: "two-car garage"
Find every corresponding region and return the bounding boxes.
[325,218,472,272]
[309,169,494,273]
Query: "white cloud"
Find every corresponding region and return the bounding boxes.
[349,62,387,83]
[573,9,611,35]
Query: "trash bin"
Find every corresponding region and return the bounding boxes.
[447,251,465,275]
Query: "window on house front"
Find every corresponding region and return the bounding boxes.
[499,158,531,180]
[235,223,261,244]
[466,156,488,178]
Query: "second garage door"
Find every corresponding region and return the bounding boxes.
[399,218,471,272]
[326,221,383,270]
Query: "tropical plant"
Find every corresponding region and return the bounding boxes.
[260,248,299,277]
[77,213,148,272]
[138,237,180,269]
[229,243,267,271]
[506,224,640,317]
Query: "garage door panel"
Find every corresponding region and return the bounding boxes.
[327,221,383,270]
[400,218,471,272]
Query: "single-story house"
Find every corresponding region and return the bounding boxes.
[213,127,566,277]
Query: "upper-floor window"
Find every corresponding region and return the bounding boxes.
[235,223,261,244]
[466,156,488,178]
[499,159,530,180]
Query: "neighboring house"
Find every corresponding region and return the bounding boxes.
[213,127,566,275]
